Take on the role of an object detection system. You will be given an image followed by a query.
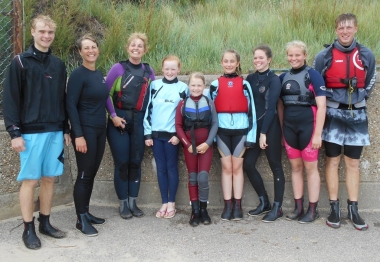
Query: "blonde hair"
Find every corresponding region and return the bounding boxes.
[126,32,148,52]
[188,72,205,85]
[285,40,308,55]
[161,55,181,69]
[31,15,57,30]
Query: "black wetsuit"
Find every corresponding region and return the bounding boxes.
[243,69,285,205]
[66,65,108,215]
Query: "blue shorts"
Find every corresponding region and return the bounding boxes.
[17,131,64,181]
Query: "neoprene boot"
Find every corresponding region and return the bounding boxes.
[298,201,319,224]
[286,197,304,221]
[262,202,283,223]
[189,201,200,227]
[199,201,211,225]
[129,197,144,217]
[119,199,133,219]
[232,198,243,221]
[38,213,66,238]
[221,199,233,221]
[347,200,368,231]
[247,195,271,217]
[85,212,105,225]
[22,217,41,250]
[76,213,98,237]
[326,199,340,228]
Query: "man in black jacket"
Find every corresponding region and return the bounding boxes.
[3,15,71,249]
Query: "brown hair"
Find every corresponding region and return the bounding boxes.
[76,33,98,51]
[31,15,57,30]
[253,44,273,60]
[221,49,242,75]
[335,13,357,28]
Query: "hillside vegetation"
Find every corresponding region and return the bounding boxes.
[25,0,380,75]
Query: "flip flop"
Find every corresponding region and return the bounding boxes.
[156,209,166,218]
[164,209,176,219]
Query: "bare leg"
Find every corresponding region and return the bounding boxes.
[220,156,233,200]
[344,156,360,201]
[289,158,304,199]
[39,177,55,215]
[325,156,341,200]
[304,160,321,202]
[231,157,244,199]
[20,180,39,222]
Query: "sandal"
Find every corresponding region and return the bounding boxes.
[164,209,176,219]
[156,209,166,218]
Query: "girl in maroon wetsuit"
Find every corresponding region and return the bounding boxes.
[175,72,218,226]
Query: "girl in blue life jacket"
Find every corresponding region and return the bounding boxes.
[209,49,257,221]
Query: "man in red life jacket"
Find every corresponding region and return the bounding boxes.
[313,13,376,230]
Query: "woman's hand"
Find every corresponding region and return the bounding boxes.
[311,134,322,149]
[112,116,126,128]
[259,133,268,149]
[196,143,209,154]
[75,137,87,153]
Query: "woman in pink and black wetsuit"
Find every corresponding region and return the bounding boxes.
[278,40,326,224]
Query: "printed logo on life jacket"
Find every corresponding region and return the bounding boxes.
[286,83,291,89]
[259,86,266,93]
[353,50,364,71]
[335,60,344,63]
[227,81,234,88]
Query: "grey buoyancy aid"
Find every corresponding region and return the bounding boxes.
[182,95,212,155]
[281,66,316,106]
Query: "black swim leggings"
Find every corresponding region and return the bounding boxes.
[243,117,285,204]
[73,125,106,214]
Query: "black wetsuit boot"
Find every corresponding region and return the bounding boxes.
[22,217,41,250]
[129,197,144,217]
[119,199,133,219]
[247,195,271,216]
[38,213,66,238]
[298,201,319,223]
[221,199,233,221]
[76,213,98,237]
[286,197,304,221]
[199,201,211,225]
[326,199,340,228]
[85,207,105,225]
[347,200,368,231]
[262,202,283,222]
[232,198,243,221]
[189,201,200,227]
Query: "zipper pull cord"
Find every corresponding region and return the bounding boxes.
[348,81,354,117]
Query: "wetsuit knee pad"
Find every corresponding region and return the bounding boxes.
[189,172,197,186]
[197,171,209,189]
[128,162,140,181]
[119,162,129,182]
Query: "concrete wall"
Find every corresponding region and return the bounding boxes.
[1,74,380,220]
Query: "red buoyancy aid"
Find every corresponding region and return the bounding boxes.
[325,47,366,88]
[214,76,248,113]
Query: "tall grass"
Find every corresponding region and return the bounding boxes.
[24,0,380,75]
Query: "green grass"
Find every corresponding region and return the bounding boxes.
[24,0,380,75]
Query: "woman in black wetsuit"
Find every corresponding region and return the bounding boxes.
[244,45,285,222]
[67,34,109,236]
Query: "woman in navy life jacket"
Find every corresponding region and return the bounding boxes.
[105,32,155,219]
[175,72,218,226]
[243,44,285,223]
[209,50,257,221]
[277,40,326,224]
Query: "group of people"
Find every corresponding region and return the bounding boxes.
[3,12,375,250]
